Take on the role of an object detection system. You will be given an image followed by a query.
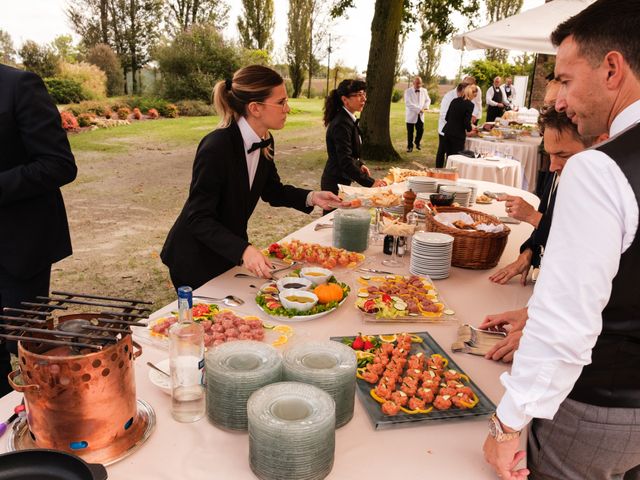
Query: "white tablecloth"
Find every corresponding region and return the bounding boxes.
[0,180,540,479]
[465,136,541,193]
[446,155,522,189]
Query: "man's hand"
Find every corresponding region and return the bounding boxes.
[241,245,273,278]
[497,102,505,108]
[497,195,541,227]
[484,330,523,363]
[311,191,349,210]
[483,434,529,479]
[479,307,528,332]
[372,179,387,187]
[489,250,532,286]
[360,165,371,176]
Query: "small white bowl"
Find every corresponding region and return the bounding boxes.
[299,267,333,285]
[276,276,312,292]
[148,358,171,395]
[279,288,318,313]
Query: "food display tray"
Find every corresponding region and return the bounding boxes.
[331,331,495,430]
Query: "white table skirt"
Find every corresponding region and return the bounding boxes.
[0,180,540,479]
[446,154,523,189]
[465,136,541,192]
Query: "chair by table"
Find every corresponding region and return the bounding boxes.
[446,154,523,189]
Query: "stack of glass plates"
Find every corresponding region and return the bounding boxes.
[282,340,356,428]
[206,340,282,431]
[457,181,478,204]
[439,185,472,207]
[383,205,405,217]
[407,176,438,194]
[410,232,455,279]
[248,382,335,480]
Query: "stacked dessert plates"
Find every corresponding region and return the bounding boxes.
[205,340,282,431]
[410,232,455,280]
[248,382,336,480]
[439,185,472,207]
[407,176,438,194]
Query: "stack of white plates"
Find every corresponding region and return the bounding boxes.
[206,340,282,431]
[407,176,438,194]
[383,205,405,217]
[248,382,336,480]
[282,341,357,428]
[457,181,478,204]
[410,232,455,279]
[439,185,472,207]
[436,179,457,191]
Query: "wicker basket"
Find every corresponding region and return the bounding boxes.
[424,206,510,269]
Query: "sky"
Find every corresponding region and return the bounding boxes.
[1,0,545,79]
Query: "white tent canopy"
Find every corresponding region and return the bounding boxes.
[452,0,596,55]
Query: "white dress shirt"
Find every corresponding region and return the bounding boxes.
[485,85,507,107]
[237,116,263,188]
[405,87,431,123]
[472,86,482,119]
[497,99,640,430]
[438,88,458,136]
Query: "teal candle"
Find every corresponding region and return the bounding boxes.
[332,208,370,252]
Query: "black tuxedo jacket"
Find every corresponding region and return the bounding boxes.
[443,97,474,140]
[521,172,558,268]
[161,120,312,289]
[322,108,374,187]
[0,64,76,280]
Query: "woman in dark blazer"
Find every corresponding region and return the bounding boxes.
[442,85,477,159]
[321,80,385,213]
[161,65,343,289]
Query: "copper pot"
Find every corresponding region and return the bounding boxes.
[8,314,143,462]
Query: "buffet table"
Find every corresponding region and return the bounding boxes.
[0,179,539,479]
[465,136,542,193]
[446,155,522,189]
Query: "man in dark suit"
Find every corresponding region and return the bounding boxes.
[0,64,77,396]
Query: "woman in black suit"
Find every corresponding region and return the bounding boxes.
[321,80,385,213]
[442,85,477,159]
[161,65,344,289]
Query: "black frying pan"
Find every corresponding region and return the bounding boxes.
[0,449,107,480]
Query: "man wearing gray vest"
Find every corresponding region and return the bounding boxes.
[482,1,640,478]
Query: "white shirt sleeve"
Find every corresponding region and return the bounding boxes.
[422,89,431,110]
[486,86,500,107]
[473,87,482,118]
[496,150,639,430]
[438,90,455,135]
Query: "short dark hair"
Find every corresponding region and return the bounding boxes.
[551,0,640,76]
[538,107,594,146]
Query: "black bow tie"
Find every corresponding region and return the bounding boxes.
[415,89,420,93]
[247,137,272,154]
[354,118,360,126]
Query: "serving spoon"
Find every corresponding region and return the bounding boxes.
[146,361,169,377]
[192,294,244,307]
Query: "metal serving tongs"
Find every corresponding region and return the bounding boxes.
[483,191,507,200]
[234,261,300,280]
[357,267,394,275]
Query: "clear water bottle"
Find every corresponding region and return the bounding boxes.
[169,286,205,422]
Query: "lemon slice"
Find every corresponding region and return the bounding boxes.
[360,275,371,280]
[273,325,294,336]
[357,277,369,286]
[379,334,397,343]
[356,351,374,360]
[410,334,423,343]
[271,334,289,347]
[357,292,369,298]
[444,309,455,315]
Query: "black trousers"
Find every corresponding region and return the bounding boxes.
[435,134,447,168]
[486,106,504,123]
[0,266,51,398]
[443,135,466,159]
[406,117,424,149]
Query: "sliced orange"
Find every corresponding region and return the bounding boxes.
[271,334,289,347]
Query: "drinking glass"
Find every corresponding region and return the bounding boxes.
[382,235,403,268]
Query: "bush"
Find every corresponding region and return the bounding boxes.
[117,107,131,120]
[19,40,60,78]
[123,96,169,113]
[155,24,240,101]
[58,61,107,100]
[60,110,79,130]
[109,100,132,111]
[427,83,440,106]
[77,113,95,127]
[104,107,113,119]
[391,89,402,103]
[44,78,85,104]
[132,108,142,120]
[147,108,159,119]
[86,43,124,96]
[159,103,179,118]
[175,100,216,116]
[65,100,112,117]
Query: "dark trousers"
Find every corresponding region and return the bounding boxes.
[0,266,51,397]
[406,117,424,149]
[435,134,447,168]
[443,135,466,160]
[486,106,504,123]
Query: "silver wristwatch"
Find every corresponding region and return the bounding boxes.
[488,413,521,442]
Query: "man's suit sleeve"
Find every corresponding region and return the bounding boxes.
[0,71,77,207]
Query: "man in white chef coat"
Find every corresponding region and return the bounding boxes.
[404,76,431,152]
